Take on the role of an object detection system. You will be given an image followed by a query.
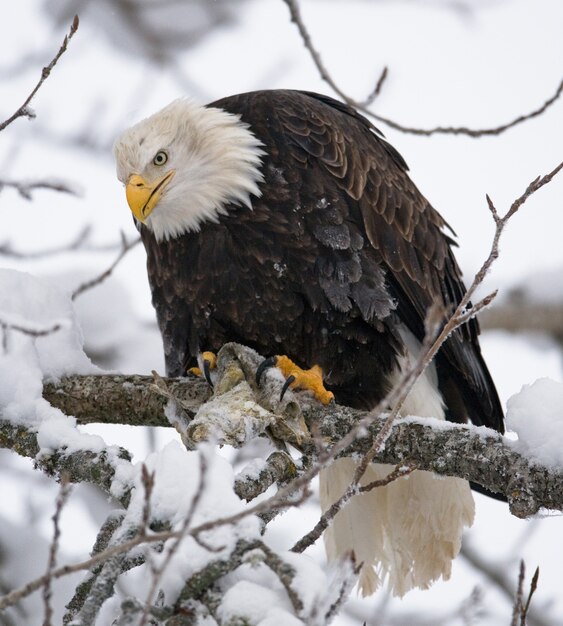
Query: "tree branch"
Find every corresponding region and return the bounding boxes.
[282,0,563,137]
[0,418,132,506]
[71,233,141,300]
[5,366,558,517]
[0,178,80,200]
[0,16,79,132]
[481,299,563,342]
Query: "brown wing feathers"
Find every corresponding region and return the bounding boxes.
[275,91,503,432]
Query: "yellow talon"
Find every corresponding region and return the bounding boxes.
[276,355,334,405]
[201,351,217,369]
[188,351,217,382]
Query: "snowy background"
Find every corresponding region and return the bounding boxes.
[0,0,562,624]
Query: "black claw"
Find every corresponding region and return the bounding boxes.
[256,356,278,386]
[280,375,296,402]
[203,359,213,387]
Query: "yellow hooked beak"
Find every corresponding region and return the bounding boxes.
[125,171,175,222]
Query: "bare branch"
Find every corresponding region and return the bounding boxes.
[0,313,64,352]
[511,561,526,626]
[41,476,71,626]
[0,178,80,200]
[481,300,563,342]
[291,462,417,553]
[138,452,209,626]
[461,540,554,626]
[0,227,91,259]
[0,16,79,132]
[523,567,541,626]
[0,227,145,260]
[282,0,563,137]
[42,373,212,427]
[139,464,156,537]
[71,233,141,300]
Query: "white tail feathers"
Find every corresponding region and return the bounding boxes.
[319,325,475,596]
[319,461,474,596]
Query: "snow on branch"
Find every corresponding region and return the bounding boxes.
[5,342,558,518]
[0,417,132,506]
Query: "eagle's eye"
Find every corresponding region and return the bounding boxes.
[153,150,168,166]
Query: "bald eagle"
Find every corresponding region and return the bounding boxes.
[114,89,504,597]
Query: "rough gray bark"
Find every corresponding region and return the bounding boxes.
[0,343,555,519]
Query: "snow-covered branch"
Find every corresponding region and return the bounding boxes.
[0,417,132,506]
[5,343,555,518]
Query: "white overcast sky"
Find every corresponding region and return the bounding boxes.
[0,1,562,624]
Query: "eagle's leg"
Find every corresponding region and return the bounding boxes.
[256,355,334,405]
[188,351,217,386]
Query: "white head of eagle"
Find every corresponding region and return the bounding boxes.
[113,98,265,241]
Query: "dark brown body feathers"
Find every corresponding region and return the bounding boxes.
[141,90,504,433]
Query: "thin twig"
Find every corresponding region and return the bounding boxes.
[0,178,79,200]
[0,315,64,353]
[0,227,143,259]
[138,451,209,626]
[139,464,155,537]
[0,16,79,132]
[511,561,526,626]
[42,476,71,626]
[282,0,563,137]
[291,462,416,553]
[0,481,308,613]
[71,233,141,300]
[360,66,389,106]
[522,567,540,626]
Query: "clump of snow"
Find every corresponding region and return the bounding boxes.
[216,549,356,626]
[0,269,120,461]
[0,269,98,381]
[119,441,261,604]
[236,457,268,482]
[506,378,563,468]
[218,580,304,625]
